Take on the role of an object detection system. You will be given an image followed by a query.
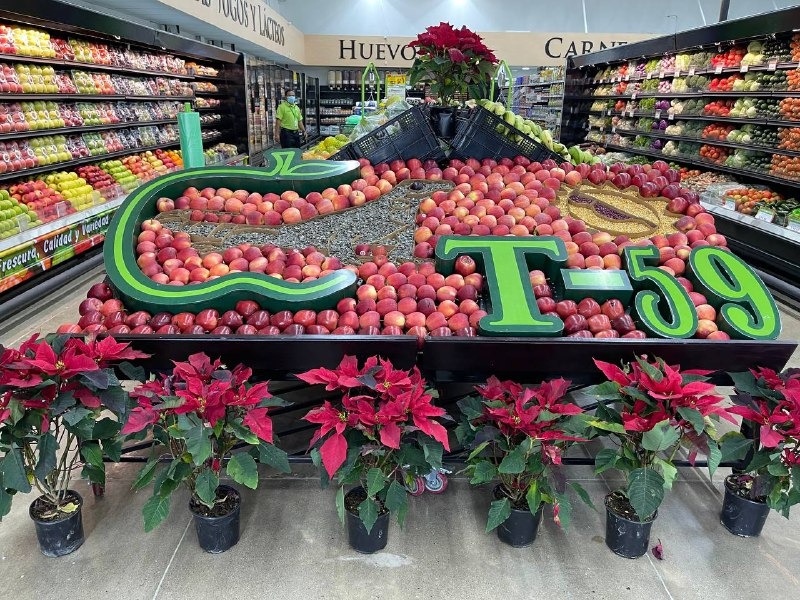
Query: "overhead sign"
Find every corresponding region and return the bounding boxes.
[155,0,305,62]
[303,33,653,67]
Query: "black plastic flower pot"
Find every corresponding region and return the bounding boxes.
[190,485,241,554]
[345,486,390,554]
[494,485,543,547]
[720,475,770,537]
[429,106,458,139]
[604,494,655,559]
[29,491,85,558]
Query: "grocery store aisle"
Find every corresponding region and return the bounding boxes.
[1,269,800,600]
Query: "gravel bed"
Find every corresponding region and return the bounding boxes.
[213,180,452,264]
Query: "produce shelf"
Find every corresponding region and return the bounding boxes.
[566,91,791,100]
[0,93,193,102]
[193,91,228,97]
[205,153,248,167]
[572,64,800,87]
[600,127,800,158]
[0,194,126,255]
[0,141,180,183]
[586,109,796,127]
[604,143,800,188]
[0,53,195,80]
[0,119,178,141]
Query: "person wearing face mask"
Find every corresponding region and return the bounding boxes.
[274,89,305,148]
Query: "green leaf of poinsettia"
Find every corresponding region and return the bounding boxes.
[226,453,258,489]
[653,457,678,490]
[33,432,58,481]
[486,497,511,532]
[358,497,379,534]
[470,460,497,485]
[258,443,291,474]
[366,468,387,498]
[384,480,408,528]
[143,493,170,532]
[194,468,219,508]
[182,425,212,465]
[642,421,681,452]
[132,457,160,491]
[677,407,705,435]
[707,442,722,478]
[335,486,345,525]
[1,447,31,493]
[498,447,525,474]
[594,448,620,474]
[627,467,665,521]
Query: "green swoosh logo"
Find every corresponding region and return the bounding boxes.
[104,149,362,313]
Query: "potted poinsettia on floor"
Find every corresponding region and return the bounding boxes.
[298,355,450,553]
[590,356,737,558]
[123,352,290,553]
[722,366,800,536]
[0,334,147,557]
[456,376,594,547]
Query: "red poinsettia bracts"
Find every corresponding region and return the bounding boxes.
[300,355,450,479]
[124,352,275,442]
[407,22,498,105]
[475,376,583,464]
[594,357,735,436]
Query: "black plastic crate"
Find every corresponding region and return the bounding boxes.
[349,105,446,165]
[328,145,357,161]
[450,106,564,164]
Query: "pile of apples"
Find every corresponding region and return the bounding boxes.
[44,171,98,211]
[0,189,41,239]
[76,164,119,196]
[175,179,392,226]
[6,179,74,223]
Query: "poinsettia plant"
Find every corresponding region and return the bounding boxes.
[727,366,800,517]
[298,355,450,533]
[0,334,147,518]
[591,356,740,522]
[408,22,498,105]
[123,352,289,531]
[456,376,594,531]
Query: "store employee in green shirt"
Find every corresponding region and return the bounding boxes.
[275,89,305,148]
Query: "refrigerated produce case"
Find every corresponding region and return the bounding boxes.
[561,5,800,299]
[0,0,244,297]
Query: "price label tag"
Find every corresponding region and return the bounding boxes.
[768,60,778,71]
[755,207,775,222]
[536,94,542,102]
[659,70,666,79]
[628,110,635,118]
[607,109,613,116]
[715,66,723,74]
[722,197,736,210]
[612,126,617,133]
[631,92,637,100]
[668,113,675,120]
[787,215,800,232]
[655,110,662,119]
[740,64,749,73]
[674,69,681,77]
[688,66,696,76]
[647,72,653,79]
[626,74,631,81]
